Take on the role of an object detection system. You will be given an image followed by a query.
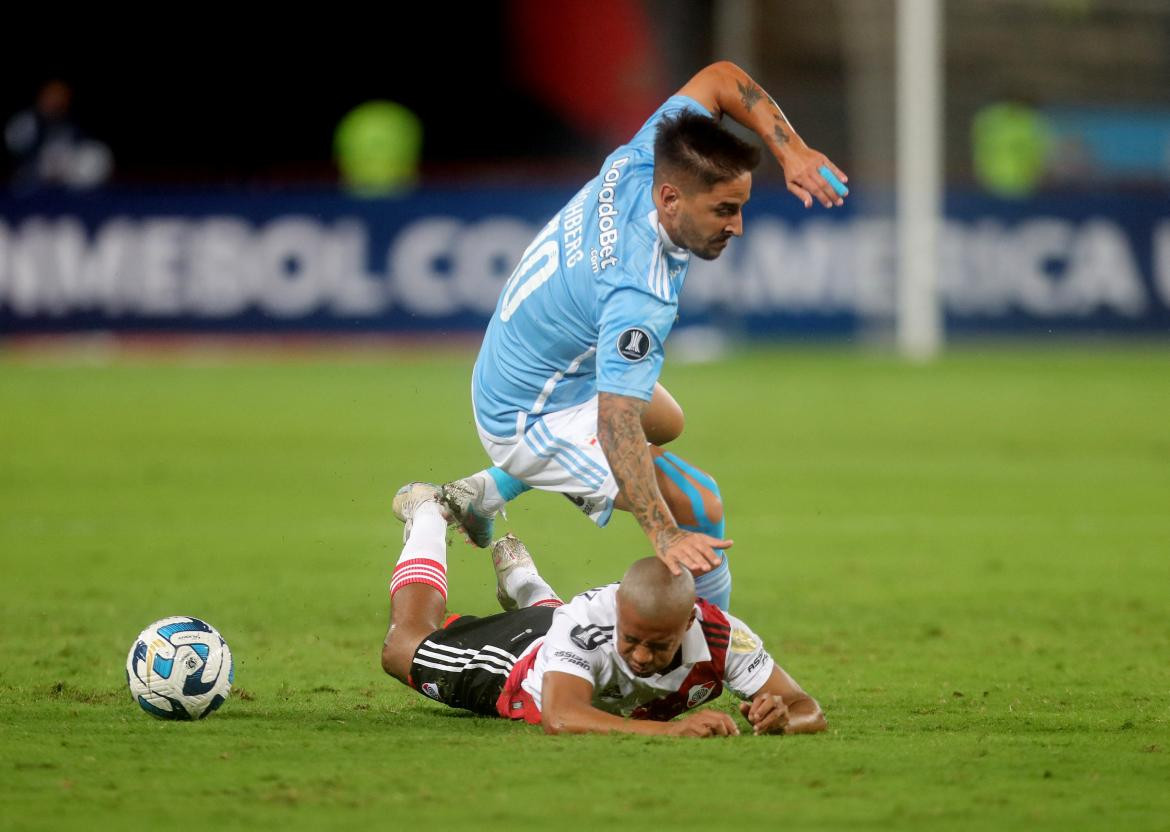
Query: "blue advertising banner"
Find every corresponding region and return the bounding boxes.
[1,188,1167,335]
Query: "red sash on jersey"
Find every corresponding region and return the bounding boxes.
[495,601,732,725]
[630,599,731,722]
[496,641,544,724]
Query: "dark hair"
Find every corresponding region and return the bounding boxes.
[654,112,761,190]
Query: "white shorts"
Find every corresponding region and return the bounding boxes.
[477,396,618,527]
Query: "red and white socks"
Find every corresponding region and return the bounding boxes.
[389,501,448,601]
[390,496,562,611]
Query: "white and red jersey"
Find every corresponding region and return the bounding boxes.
[495,584,774,724]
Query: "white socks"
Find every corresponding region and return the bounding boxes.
[500,567,562,609]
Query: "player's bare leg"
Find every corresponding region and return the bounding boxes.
[611,447,722,526]
[381,483,452,684]
[646,447,722,529]
[382,585,445,683]
[613,446,731,608]
[642,382,685,446]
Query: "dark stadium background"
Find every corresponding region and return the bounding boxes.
[6,1,1167,341]
[0,4,700,185]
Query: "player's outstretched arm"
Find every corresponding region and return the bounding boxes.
[738,664,827,736]
[677,61,848,210]
[542,672,739,738]
[598,392,730,576]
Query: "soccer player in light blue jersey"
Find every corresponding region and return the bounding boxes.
[423,62,848,611]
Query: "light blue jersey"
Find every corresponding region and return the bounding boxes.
[472,95,712,440]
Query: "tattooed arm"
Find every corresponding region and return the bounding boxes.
[677,61,847,209]
[597,391,728,575]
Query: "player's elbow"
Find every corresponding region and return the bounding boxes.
[541,705,590,735]
[804,707,828,734]
[791,700,828,735]
[705,60,747,84]
[541,707,574,735]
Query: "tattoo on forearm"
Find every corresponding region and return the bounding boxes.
[773,123,789,147]
[598,393,675,542]
[737,79,763,112]
[766,91,794,133]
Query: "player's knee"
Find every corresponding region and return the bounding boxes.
[380,640,398,677]
[643,408,685,446]
[380,631,414,683]
[676,467,723,528]
[655,454,724,532]
[642,384,686,446]
[702,484,724,529]
[671,488,721,532]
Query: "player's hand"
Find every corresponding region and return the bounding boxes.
[739,692,790,735]
[655,527,733,576]
[777,144,848,209]
[667,710,740,738]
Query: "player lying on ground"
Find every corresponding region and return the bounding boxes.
[381,483,826,737]
[438,61,849,610]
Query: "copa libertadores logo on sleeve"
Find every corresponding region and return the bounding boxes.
[617,327,651,362]
[569,624,612,651]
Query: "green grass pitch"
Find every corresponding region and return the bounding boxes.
[1,345,1168,831]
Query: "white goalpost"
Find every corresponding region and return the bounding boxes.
[896,0,944,359]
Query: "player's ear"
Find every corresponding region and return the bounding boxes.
[658,181,682,216]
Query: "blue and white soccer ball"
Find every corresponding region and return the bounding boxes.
[126,616,233,720]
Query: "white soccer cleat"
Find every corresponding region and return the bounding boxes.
[491,533,537,612]
[391,481,446,542]
[440,474,497,548]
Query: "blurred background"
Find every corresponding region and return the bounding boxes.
[2,0,1169,347]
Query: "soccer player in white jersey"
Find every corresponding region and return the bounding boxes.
[435,61,848,611]
[382,483,826,737]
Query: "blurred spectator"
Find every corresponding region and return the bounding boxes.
[971,100,1052,199]
[333,100,422,196]
[4,80,113,192]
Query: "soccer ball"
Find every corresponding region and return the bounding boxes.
[126,616,233,720]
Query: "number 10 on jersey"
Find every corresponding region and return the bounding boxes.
[500,215,560,322]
